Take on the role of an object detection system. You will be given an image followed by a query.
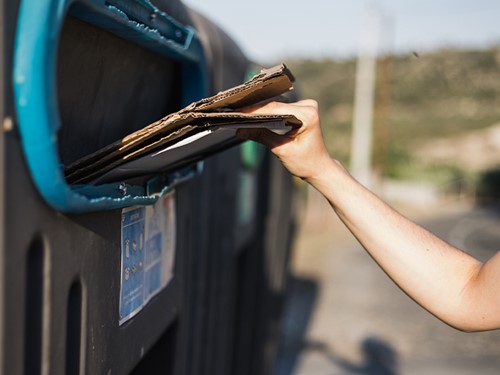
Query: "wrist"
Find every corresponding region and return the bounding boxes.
[305,157,347,187]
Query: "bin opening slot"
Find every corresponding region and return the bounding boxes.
[57,14,183,167]
[14,0,207,212]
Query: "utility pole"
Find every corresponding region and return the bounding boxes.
[351,3,379,188]
[374,14,394,180]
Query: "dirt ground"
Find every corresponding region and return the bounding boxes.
[275,188,500,375]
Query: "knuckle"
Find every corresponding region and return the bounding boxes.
[306,99,319,109]
[301,107,319,125]
[298,99,319,109]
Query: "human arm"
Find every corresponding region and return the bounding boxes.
[238,100,500,332]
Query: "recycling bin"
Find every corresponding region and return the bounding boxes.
[0,1,296,374]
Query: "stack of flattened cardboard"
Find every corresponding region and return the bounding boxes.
[65,64,300,185]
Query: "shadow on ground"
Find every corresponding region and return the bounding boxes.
[275,277,400,375]
[304,337,398,375]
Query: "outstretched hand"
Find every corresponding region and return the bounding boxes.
[237,100,334,182]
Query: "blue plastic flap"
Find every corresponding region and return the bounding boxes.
[14,0,208,213]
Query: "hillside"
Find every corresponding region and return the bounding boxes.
[284,47,500,188]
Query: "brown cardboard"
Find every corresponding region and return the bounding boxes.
[65,64,299,184]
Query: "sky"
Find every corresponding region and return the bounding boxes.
[183,0,500,63]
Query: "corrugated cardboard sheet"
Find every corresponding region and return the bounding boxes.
[65,64,300,184]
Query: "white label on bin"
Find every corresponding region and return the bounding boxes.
[119,191,176,325]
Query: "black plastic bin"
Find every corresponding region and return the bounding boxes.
[0,1,297,374]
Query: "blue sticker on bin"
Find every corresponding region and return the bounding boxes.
[119,191,176,324]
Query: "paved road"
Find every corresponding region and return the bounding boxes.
[275,198,500,375]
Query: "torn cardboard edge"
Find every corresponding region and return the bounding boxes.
[65,64,299,185]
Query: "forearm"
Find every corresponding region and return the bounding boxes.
[308,158,484,330]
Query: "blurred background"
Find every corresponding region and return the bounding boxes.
[186,1,500,374]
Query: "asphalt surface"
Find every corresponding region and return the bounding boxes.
[275,195,500,375]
